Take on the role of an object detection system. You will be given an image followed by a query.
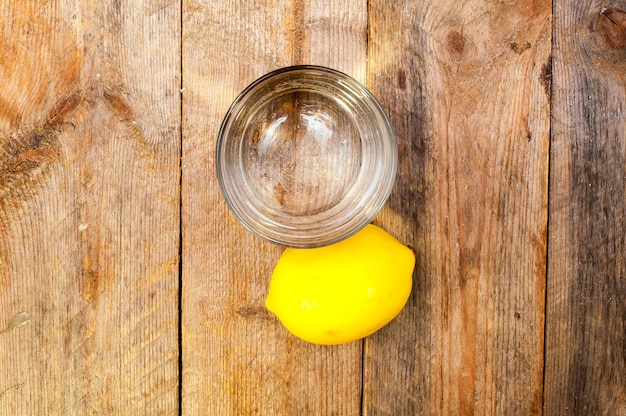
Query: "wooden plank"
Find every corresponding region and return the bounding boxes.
[0,1,180,414]
[181,1,366,414]
[544,3,626,415]
[365,1,552,414]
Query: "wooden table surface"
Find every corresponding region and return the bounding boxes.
[1,1,624,415]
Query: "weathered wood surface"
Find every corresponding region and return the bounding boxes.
[181,1,366,415]
[366,1,552,414]
[1,0,625,415]
[0,1,181,414]
[544,2,626,415]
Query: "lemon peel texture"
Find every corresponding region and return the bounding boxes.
[265,224,415,345]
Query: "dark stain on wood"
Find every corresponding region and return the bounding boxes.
[236,306,276,321]
[524,116,532,142]
[103,90,135,121]
[447,30,466,56]
[48,92,82,126]
[0,127,62,187]
[596,8,626,49]
[0,91,86,198]
[540,55,552,100]
[397,69,407,90]
[510,40,531,54]
[112,0,121,13]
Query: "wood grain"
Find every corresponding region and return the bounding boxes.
[365,1,552,414]
[0,1,180,414]
[1,1,625,414]
[544,1,626,415]
[181,1,366,414]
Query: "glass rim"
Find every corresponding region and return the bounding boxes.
[216,65,397,248]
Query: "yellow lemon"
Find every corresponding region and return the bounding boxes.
[265,224,415,345]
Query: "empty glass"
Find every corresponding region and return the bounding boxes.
[216,65,396,248]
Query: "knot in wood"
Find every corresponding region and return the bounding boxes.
[596,8,626,49]
[447,30,466,56]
